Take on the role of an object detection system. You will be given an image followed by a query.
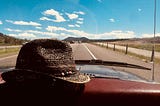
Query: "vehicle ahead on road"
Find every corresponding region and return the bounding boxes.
[0,0,160,105]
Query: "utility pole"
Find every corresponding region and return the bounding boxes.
[151,0,157,81]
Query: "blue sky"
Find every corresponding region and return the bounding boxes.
[0,0,159,40]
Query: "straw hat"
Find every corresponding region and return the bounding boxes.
[2,39,90,84]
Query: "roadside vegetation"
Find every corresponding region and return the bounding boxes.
[112,42,160,52]
[93,42,160,64]
[0,47,20,58]
[0,32,28,58]
[0,32,29,46]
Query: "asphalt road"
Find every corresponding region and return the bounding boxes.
[0,55,18,68]
[1,43,160,82]
[71,43,160,82]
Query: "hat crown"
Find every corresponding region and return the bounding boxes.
[16,39,76,76]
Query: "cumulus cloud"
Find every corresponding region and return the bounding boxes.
[100,30,136,39]
[142,33,160,38]
[0,20,2,24]
[42,9,66,22]
[39,17,56,22]
[78,18,84,21]
[46,26,95,38]
[75,24,80,27]
[74,11,85,15]
[76,21,83,24]
[109,18,115,22]
[5,28,22,32]
[68,24,81,28]
[66,13,79,20]
[6,20,41,26]
[9,32,36,39]
[35,27,42,29]
[5,28,60,39]
[46,26,136,39]
[5,27,136,39]
[68,25,75,27]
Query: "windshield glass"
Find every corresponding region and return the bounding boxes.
[0,0,160,83]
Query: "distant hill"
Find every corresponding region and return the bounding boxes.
[63,36,160,44]
[63,37,89,42]
[63,37,130,42]
[0,32,29,45]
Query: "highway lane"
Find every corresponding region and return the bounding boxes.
[0,55,18,68]
[1,43,160,82]
[71,43,94,60]
[0,43,153,69]
[71,43,151,68]
[71,43,160,82]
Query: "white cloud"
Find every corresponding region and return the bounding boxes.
[0,20,2,24]
[75,24,80,27]
[66,13,79,20]
[76,21,83,24]
[9,32,36,39]
[100,30,136,39]
[78,18,84,21]
[74,11,85,15]
[138,8,142,12]
[40,17,56,22]
[5,28,22,32]
[46,26,95,38]
[68,25,75,27]
[68,24,81,28]
[35,27,42,29]
[5,27,136,39]
[46,26,66,32]
[5,28,60,39]
[142,33,160,38]
[6,20,41,26]
[43,9,66,22]
[109,18,115,22]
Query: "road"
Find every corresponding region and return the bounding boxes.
[71,43,159,82]
[1,43,160,82]
[0,55,18,68]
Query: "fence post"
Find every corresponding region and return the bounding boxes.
[151,46,154,62]
[113,44,115,51]
[125,44,128,54]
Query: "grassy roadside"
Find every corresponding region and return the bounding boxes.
[0,47,20,58]
[112,42,160,52]
[92,42,160,64]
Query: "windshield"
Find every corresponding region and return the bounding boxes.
[0,0,160,83]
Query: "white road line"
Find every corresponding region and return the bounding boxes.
[83,44,97,60]
[0,55,17,61]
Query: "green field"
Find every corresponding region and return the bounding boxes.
[0,47,20,58]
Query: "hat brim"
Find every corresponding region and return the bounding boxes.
[55,72,90,84]
[2,68,90,84]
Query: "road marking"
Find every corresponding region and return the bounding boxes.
[83,44,97,60]
[0,55,17,61]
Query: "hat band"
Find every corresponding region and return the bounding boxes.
[15,64,77,77]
